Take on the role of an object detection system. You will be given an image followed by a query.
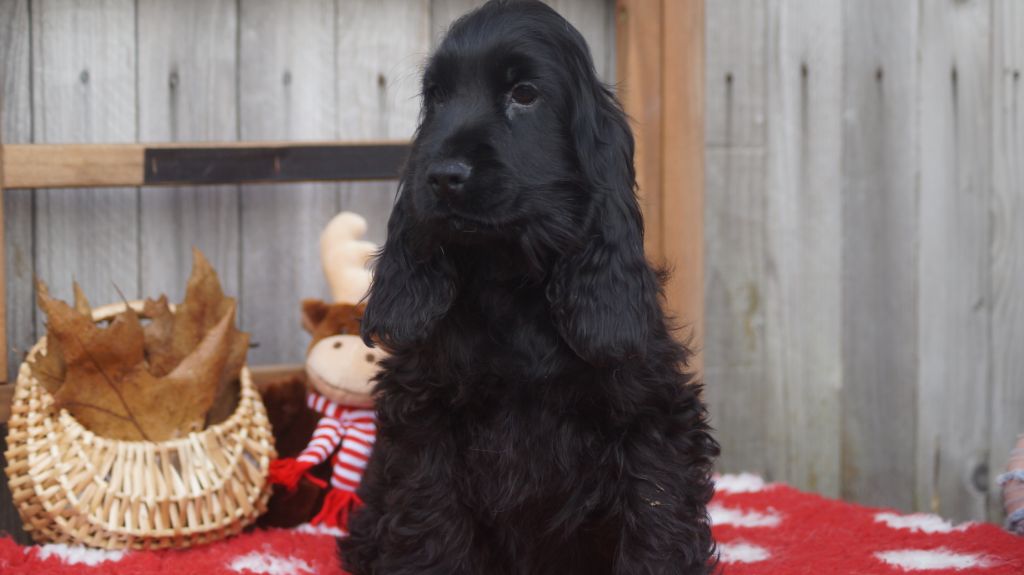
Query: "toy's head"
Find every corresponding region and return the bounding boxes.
[300,300,383,407]
[299,211,385,408]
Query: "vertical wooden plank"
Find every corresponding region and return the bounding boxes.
[703,0,779,481]
[31,0,138,314]
[336,0,429,247]
[1,175,32,383]
[239,0,338,364]
[137,0,240,302]
[550,0,616,82]
[916,0,993,522]
[841,0,919,510]
[989,0,1024,524]
[761,0,843,498]
[705,149,779,479]
[661,0,704,371]
[0,0,30,540]
[616,0,662,262]
[705,0,766,148]
[1,0,31,387]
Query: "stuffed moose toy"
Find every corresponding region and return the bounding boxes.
[265,212,385,529]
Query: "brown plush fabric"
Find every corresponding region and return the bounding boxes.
[260,374,320,457]
[257,374,330,528]
[300,300,366,354]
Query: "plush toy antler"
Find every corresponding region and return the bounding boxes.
[268,212,383,530]
[321,212,376,305]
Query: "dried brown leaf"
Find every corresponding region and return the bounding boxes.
[53,303,236,441]
[32,250,248,440]
[148,248,249,389]
[141,295,174,365]
[30,280,67,393]
[72,281,92,316]
[122,304,236,440]
[37,282,149,439]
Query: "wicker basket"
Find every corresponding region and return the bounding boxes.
[4,301,276,550]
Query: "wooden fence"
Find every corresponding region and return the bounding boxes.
[2,0,1022,538]
[705,0,1024,524]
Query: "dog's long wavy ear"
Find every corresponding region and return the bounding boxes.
[547,54,664,366]
[361,179,456,350]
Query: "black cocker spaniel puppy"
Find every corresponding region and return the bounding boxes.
[340,1,718,573]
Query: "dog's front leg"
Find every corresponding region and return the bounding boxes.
[611,479,715,575]
[608,432,716,575]
[342,442,488,575]
[370,494,484,575]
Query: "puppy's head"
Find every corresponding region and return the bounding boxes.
[406,1,589,240]
[365,0,661,363]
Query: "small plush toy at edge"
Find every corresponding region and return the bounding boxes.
[999,434,1024,535]
[267,212,385,529]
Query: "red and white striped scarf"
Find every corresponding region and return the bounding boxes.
[296,392,376,492]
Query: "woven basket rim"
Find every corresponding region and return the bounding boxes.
[23,299,253,448]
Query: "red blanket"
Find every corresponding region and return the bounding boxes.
[1,475,1021,574]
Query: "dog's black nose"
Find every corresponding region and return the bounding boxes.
[428,161,472,199]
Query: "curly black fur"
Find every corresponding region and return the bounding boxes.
[339,2,718,573]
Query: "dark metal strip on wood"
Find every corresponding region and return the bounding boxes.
[144,143,409,185]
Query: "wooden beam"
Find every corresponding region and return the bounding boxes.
[661,0,705,372]
[3,143,142,188]
[1,141,409,189]
[617,0,664,263]
[0,137,6,385]
[617,0,705,370]
[249,363,305,386]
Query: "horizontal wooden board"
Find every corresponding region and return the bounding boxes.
[1,141,410,188]
[4,144,142,188]
[145,144,408,185]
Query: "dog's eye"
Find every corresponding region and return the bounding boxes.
[509,83,538,106]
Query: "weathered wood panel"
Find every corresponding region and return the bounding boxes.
[762,0,842,498]
[705,0,766,148]
[989,0,1024,524]
[0,0,31,542]
[336,0,429,247]
[705,149,780,481]
[1,0,32,386]
[916,0,993,522]
[239,0,339,364]
[137,0,240,302]
[704,0,779,481]
[840,0,919,511]
[31,0,139,320]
